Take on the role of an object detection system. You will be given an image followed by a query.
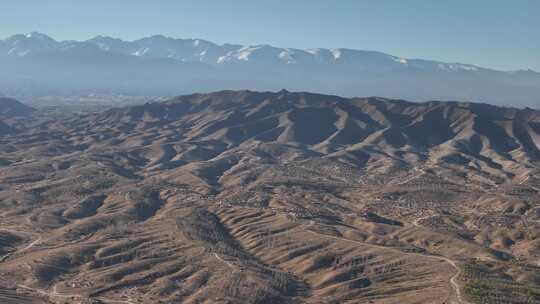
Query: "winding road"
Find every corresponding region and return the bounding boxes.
[214,252,236,270]
[396,167,427,186]
[0,230,42,263]
[18,284,82,300]
[519,175,540,192]
[18,283,138,304]
[20,236,42,251]
[306,221,470,304]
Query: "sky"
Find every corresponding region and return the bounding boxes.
[1,0,539,72]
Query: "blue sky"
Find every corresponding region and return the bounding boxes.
[1,0,539,71]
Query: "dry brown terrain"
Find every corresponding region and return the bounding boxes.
[0,90,539,304]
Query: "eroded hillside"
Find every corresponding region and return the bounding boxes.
[0,91,539,304]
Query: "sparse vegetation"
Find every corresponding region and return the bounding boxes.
[460,260,540,304]
[0,91,539,303]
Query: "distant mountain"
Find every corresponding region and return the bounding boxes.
[0,97,33,135]
[1,32,540,107]
[0,120,12,135]
[0,97,35,117]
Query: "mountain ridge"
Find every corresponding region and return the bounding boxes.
[0,97,35,117]
[1,33,540,107]
[2,32,537,74]
[70,90,540,176]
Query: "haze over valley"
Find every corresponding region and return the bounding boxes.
[1,33,539,108]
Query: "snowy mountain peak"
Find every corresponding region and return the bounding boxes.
[2,33,533,75]
[0,33,539,107]
[24,32,54,40]
[330,49,342,60]
[3,32,58,57]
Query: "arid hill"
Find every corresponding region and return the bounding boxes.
[0,97,35,117]
[0,121,12,135]
[0,91,539,304]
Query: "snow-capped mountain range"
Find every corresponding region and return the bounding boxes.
[0,32,491,70]
[1,32,539,107]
